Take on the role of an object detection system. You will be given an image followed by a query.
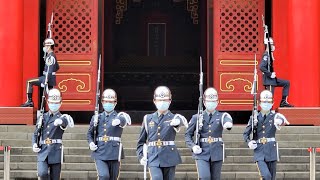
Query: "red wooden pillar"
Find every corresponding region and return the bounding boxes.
[0,0,23,106]
[272,0,290,107]
[287,0,320,106]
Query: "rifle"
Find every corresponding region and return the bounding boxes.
[250,54,258,140]
[195,56,204,145]
[36,12,54,147]
[93,54,102,144]
[43,12,54,59]
[262,15,275,74]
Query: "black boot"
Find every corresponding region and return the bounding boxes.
[280,100,294,107]
[21,93,34,107]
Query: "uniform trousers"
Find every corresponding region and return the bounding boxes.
[37,158,61,180]
[196,159,223,180]
[265,78,290,97]
[149,166,176,180]
[95,159,120,180]
[256,160,277,180]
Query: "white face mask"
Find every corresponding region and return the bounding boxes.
[43,46,48,53]
[155,101,170,111]
[260,102,273,111]
[48,103,61,113]
[205,101,218,111]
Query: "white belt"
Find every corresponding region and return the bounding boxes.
[200,137,223,143]
[148,140,175,147]
[41,138,62,145]
[43,71,56,75]
[97,136,121,142]
[257,137,276,144]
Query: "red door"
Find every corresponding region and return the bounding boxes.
[212,0,265,110]
[47,0,98,111]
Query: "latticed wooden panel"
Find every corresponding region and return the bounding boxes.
[213,0,265,111]
[50,0,93,54]
[219,0,260,53]
[47,0,98,111]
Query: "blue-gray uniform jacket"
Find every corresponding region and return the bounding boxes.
[185,111,232,161]
[136,111,183,167]
[260,51,277,86]
[44,52,59,86]
[87,111,126,161]
[32,111,68,164]
[243,111,280,162]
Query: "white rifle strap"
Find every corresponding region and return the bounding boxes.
[222,143,225,162]
[143,115,148,134]
[118,143,122,162]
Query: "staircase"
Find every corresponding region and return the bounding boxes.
[1,125,320,179]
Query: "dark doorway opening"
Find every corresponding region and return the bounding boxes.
[103,0,207,120]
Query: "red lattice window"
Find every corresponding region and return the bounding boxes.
[50,0,93,54]
[219,0,260,53]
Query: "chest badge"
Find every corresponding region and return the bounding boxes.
[149,121,155,127]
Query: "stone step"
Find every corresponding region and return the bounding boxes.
[3,154,319,164]
[2,170,319,180]
[2,125,320,135]
[1,162,319,172]
[3,147,312,157]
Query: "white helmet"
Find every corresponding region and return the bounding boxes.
[101,89,117,101]
[154,86,172,100]
[43,38,55,46]
[260,90,273,102]
[47,88,62,103]
[203,87,218,101]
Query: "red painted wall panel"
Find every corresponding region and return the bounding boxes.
[287,0,320,107]
[22,0,39,109]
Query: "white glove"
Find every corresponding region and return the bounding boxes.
[61,114,74,128]
[112,119,121,126]
[32,143,41,153]
[274,118,283,126]
[89,142,98,151]
[271,72,276,78]
[170,118,181,126]
[248,140,257,150]
[192,145,202,154]
[223,122,233,130]
[53,118,63,126]
[140,157,148,165]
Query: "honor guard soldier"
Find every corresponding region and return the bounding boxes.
[185,87,233,180]
[87,89,131,180]
[260,37,294,107]
[243,90,289,180]
[32,88,74,180]
[136,86,188,180]
[21,38,59,107]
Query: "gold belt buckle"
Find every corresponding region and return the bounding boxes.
[260,137,267,144]
[102,135,109,142]
[207,136,214,144]
[156,139,163,147]
[45,138,52,145]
